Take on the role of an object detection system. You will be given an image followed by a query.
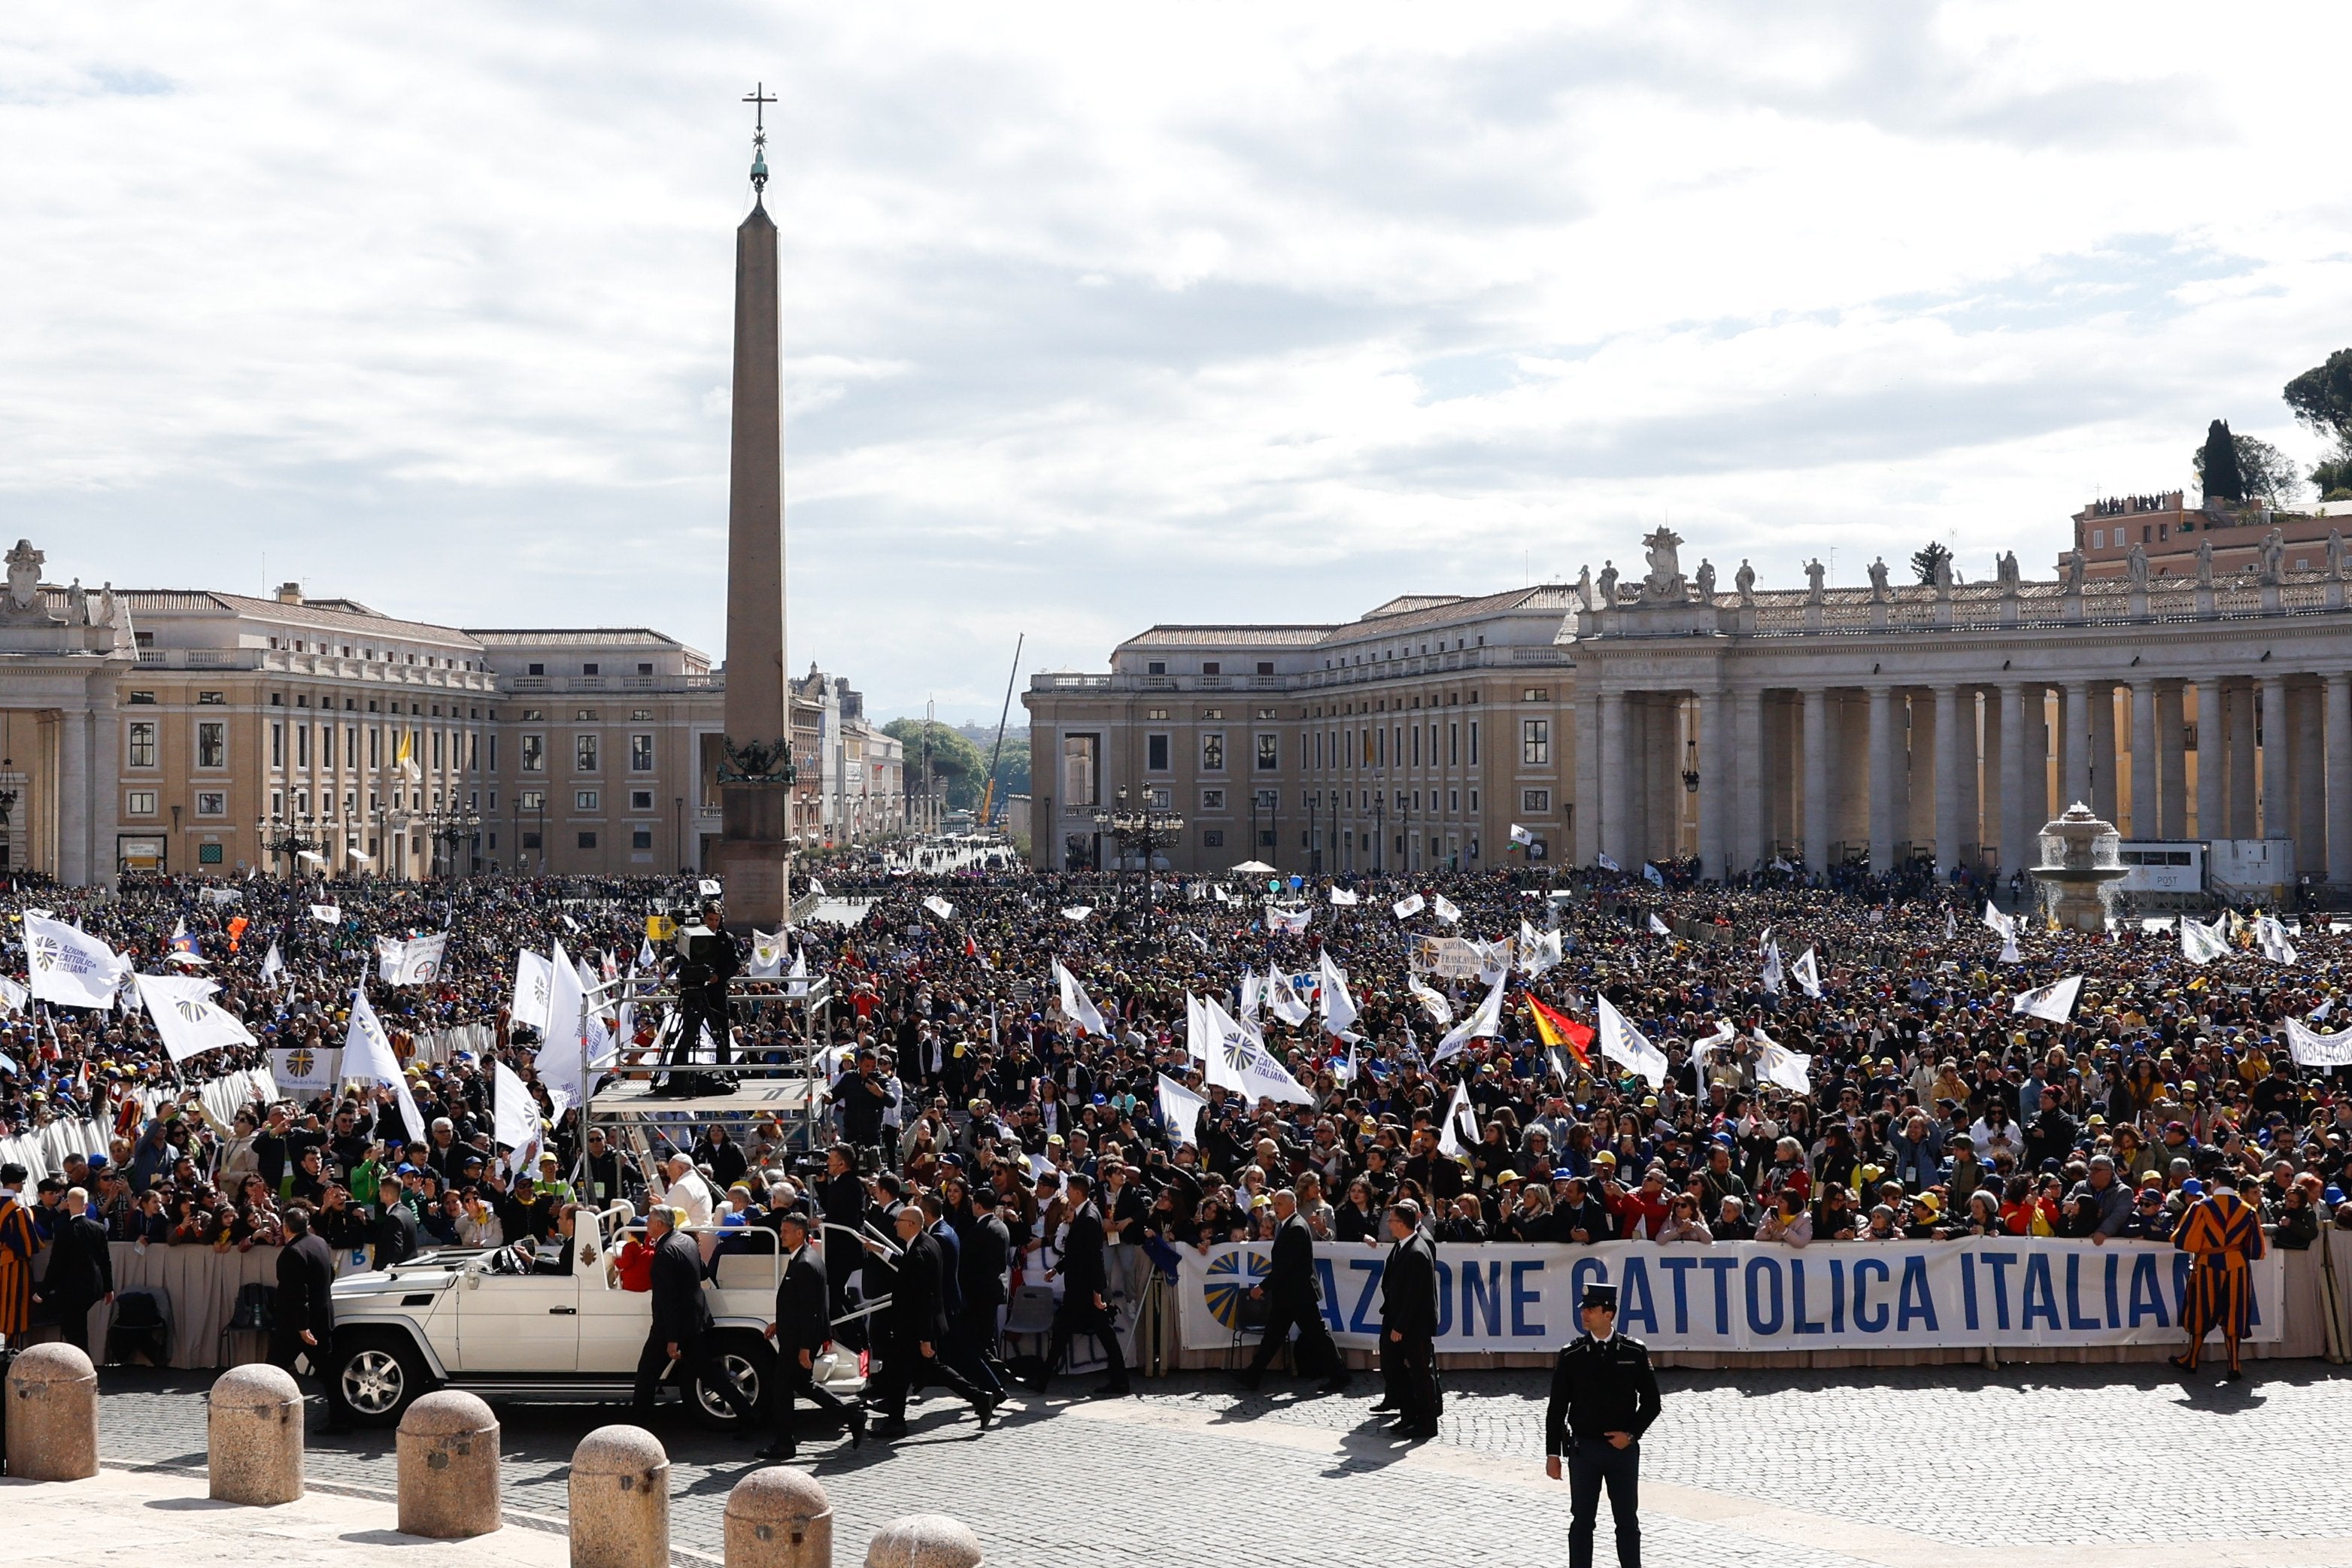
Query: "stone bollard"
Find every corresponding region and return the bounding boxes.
[208,1363,305,1506]
[724,1466,833,1568]
[396,1390,500,1539]
[569,1424,669,1568]
[6,1342,99,1482]
[864,1515,983,1568]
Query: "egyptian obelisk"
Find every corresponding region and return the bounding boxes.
[714,86,791,930]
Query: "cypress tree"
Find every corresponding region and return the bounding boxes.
[2200,419,2245,503]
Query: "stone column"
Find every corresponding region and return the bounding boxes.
[58,705,88,886]
[2089,684,2118,824]
[1867,684,1897,871]
[1956,689,1982,865]
[2130,681,2158,840]
[1802,687,1830,873]
[1573,690,1601,866]
[2060,681,2093,811]
[1731,687,1764,875]
[1998,684,2027,875]
[2229,682,2259,838]
[1598,690,1628,869]
[2262,675,2291,840]
[1697,688,1727,880]
[2328,672,2352,886]
[1906,691,1937,854]
[2157,683,2188,839]
[87,683,119,890]
[2195,678,2224,841]
[1932,685,1962,875]
[2299,681,2326,867]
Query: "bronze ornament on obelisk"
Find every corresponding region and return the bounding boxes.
[713,84,794,930]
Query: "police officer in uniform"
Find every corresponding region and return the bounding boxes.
[1544,1283,1662,1568]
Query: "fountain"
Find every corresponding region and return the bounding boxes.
[2029,802,2129,933]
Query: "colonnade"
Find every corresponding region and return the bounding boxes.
[1586,674,2352,884]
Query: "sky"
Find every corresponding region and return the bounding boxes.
[8,4,2352,723]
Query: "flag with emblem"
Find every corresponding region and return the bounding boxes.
[24,913,128,1008]
[134,972,256,1063]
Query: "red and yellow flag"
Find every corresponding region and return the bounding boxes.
[1526,996,1593,1066]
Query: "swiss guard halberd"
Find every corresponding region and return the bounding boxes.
[1544,1282,1663,1568]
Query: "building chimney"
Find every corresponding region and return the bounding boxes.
[275,581,304,605]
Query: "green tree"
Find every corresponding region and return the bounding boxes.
[2192,425,2299,504]
[883,718,988,811]
[2284,348,2352,445]
[1910,541,1952,585]
[2196,419,2246,503]
[2310,439,2352,501]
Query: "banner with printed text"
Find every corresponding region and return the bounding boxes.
[1176,1238,2283,1353]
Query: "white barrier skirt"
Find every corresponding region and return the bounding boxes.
[1176,1238,2284,1353]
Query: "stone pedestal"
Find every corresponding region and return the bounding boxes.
[569,1425,669,1568]
[396,1390,499,1539]
[724,1466,833,1568]
[208,1363,304,1505]
[864,1515,982,1568]
[7,1342,99,1480]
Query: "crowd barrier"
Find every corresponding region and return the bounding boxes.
[411,1022,499,1064]
[0,1118,110,1182]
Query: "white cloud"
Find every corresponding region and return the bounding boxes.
[6,2,2352,717]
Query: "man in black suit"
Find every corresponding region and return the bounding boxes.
[754,1212,864,1461]
[955,1185,1014,1391]
[631,1206,756,1422]
[38,1186,111,1353]
[1039,1172,1127,1397]
[1378,1200,1440,1439]
[272,1205,351,1432]
[1238,1187,1347,1393]
[372,1169,423,1269]
[867,1204,996,1438]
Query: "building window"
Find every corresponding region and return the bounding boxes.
[1201,789,1225,810]
[1146,661,1167,675]
[1145,708,1170,721]
[297,723,311,768]
[1061,733,1100,807]
[1522,687,1548,702]
[190,720,224,769]
[519,790,545,811]
[522,831,543,850]
[1522,718,1549,766]
[582,663,599,676]
[2091,529,2105,548]
[575,734,599,772]
[1146,733,1170,772]
[630,733,654,771]
[636,663,653,676]
[1255,788,1278,811]
[520,734,545,772]
[1255,733,1278,771]
[1522,788,1550,813]
[575,790,599,811]
[128,690,158,705]
[1256,661,1273,675]
[195,790,226,816]
[1469,721,1479,765]
[126,790,157,815]
[197,690,225,705]
[128,721,157,769]
[1146,787,1173,809]
[1203,662,1222,675]
[522,708,543,721]
[575,708,598,721]
[1201,732,1225,771]
[1469,790,1479,811]
[577,831,597,849]
[631,708,652,721]
[631,828,654,849]
[198,842,223,865]
[630,789,655,811]
[527,663,545,675]
[1202,829,1225,848]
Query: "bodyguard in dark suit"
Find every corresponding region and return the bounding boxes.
[272,1206,352,1431]
[372,1172,423,1269]
[38,1190,112,1353]
[754,1212,863,1461]
[1039,1172,1127,1397]
[1378,1200,1440,1439]
[1239,1188,1346,1393]
[1545,1284,1662,1568]
[955,1186,1014,1388]
[631,1207,756,1421]
[868,1204,996,1437]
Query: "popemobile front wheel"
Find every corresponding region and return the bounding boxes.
[332,1333,435,1429]
[690,1333,772,1431]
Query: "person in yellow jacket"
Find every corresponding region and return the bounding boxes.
[2170,1171,2266,1379]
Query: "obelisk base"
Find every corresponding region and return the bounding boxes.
[715,842,788,933]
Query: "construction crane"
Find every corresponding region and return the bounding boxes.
[976,634,1024,830]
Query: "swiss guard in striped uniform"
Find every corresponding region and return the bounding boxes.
[2169,1171,2266,1379]
[0,1163,37,1345]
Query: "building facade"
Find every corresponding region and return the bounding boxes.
[1027,527,2352,896]
[0,538,906,887]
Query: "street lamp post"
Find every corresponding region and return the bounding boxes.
[1091,784,1184,946]
[1308,792,1320,877]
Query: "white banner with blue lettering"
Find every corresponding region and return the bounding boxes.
[1176,1239,2284,1352]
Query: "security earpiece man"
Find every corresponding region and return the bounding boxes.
[1544,1282,1662,1568]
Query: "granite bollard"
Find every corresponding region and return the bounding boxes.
[569,1424,669,1568]
[396,1389,500,1538]
[724,1466,833,1568]
[864,1515,983,1568]
[208,1363,305,1505]
[7,1342,99,1482]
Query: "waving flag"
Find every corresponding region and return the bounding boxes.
[1434,969,1507,1063]
[748,930,786,978]
[1266,969,1311,1027]
[1431,894,1462,924]
[1328,887,1360,906]
[2181,914,2229,966]
[1647,913,1671,937]
[511,949,554,1031]
[310,903,341,924]
[1753,1025,1813,1093]
[1407,973,1454,1027]
[1526,995,1593,1068]
[494,1059,542,1174]
[2011,975,2084,1024]
[257,943,288,987]
[1318,951,1358,1037]
[922,894,956,920]
[344,986,426,1143]
[1156,1072,1209,1148]
[1790,946,1822,999]
[2253,914,2299,965]
[1391,893,1427,920]
[1759,935,1784,996]
[1517,922,1562,977]
[1509,823,1535,848]
[1595,992,1669,1088]
[1061,905,1094,923]
[1055,960,1109,1038]
[1435,1081,1479,1160]
[1642,863,1665,887]
[1268,906,1313,934]
[1691,1019,1736,1080]
[24,914,128,1008]
[1595,853,1621,872]
[134,973,256,1063]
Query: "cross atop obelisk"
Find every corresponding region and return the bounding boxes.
[712,85,792,929]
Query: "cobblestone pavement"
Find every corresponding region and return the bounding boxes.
[91,1362,2352,1568]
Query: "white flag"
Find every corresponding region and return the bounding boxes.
[1328,887,1360,906]
[785,945,810,999]
[1648,913,1671,937]
[257,943,288,987]
[344,986,427,1145]
[1436,1081,1479,1160]
[1642,863,1665,887]
[135,972,256,1063]
[1184,993,1212,1063]
[2286,1017,2352,1069]
[1595,991,1669,1088]
[309,904,341,924]
[1318,950,1358,1037]
[1760,936,1783,996]
[1060,905,1094,923]
[1692,1019,1736,1081]
[1791,946,1822,999]
[1753,1026,1813,1093]
[1596,853,1622,872]
[1267,969,1311,1027]
[1999,929,2022,965]
[2011,975,2084,1024]
[1268,906,1313,934]
[494,1059,541,1172]
[2254,914,2299,966]
[748,930,786,978]
[1236,1038,1316,1105]
[1156,1072,1209,1148]
[922,894,956,920]
[1433,969,1507,1063]
[2311,998,2335,1023]
[1408,973,1455,1027]
[1239,970,1265,1021]
[1391,893,1427,920]
[389,933,448,986]
[1944,908,1957,942]
[0,975,27,1014]
[510,949,554,1031]
[24,914,128,1009]
[1510,823,1535,847]
[1517,922,1562,978]
[536,939,589,1117]
[2181,915,2229,966]
[1431,894,1462,924]
[1055,960,1109,1038]
[1982,902,2014,936]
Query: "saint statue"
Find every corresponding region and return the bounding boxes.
[1734,560,1756,601]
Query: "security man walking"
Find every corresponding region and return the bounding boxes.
[1544,1283,1662,1568]
[1237,1187,1347,1394]
[631,1206,757,1424]
[1377,1199,1439,1439]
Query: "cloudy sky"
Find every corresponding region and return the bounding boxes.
[8,4,2352,721]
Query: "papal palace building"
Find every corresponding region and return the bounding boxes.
[0,538,903,887]
[1024,512,2352,899]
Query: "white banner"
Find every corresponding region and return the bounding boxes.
[2287,1017,2352,1069]
[1176,1238,2283,1353]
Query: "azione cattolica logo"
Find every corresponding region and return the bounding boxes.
[30,934,62,971]
[1200,1247,1272,1330]
[285,1047,317,1078]
[171,996,211,1025]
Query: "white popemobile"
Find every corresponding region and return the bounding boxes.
[326,1204,866,1428]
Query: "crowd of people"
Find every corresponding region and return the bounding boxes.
[1,848,2347,1445]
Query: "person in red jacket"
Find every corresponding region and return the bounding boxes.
[615,1222,656,1292]
[1606,1165,1675,1241]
